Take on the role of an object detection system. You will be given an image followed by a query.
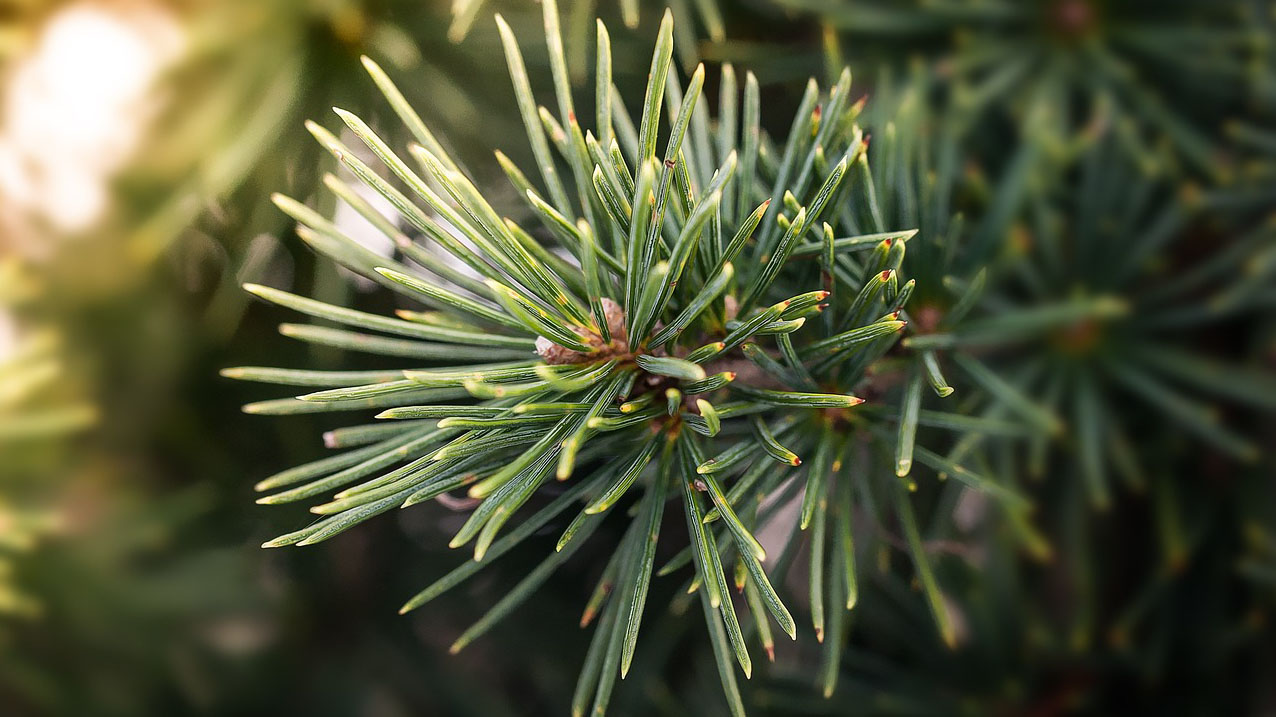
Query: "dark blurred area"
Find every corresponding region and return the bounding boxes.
[0,1,1273,715]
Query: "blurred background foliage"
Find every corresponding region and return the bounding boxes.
[0,0,1272,715]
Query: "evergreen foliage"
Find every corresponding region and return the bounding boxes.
[227,2,1048,711]
[226,1,1275,713]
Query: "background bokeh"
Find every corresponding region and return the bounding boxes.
[1,1,1273,715]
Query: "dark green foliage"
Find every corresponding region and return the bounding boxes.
[777,0,1276,177]
[226,2,1040,712]
[222,1,1276,714]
